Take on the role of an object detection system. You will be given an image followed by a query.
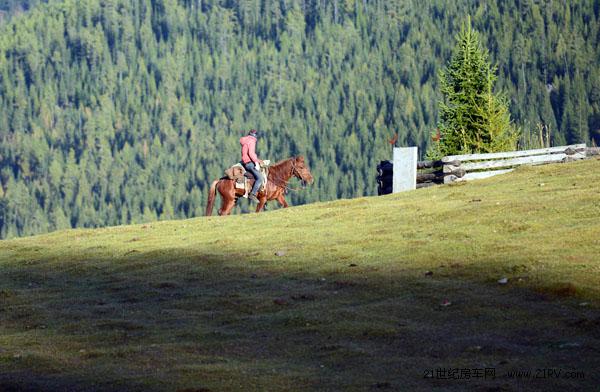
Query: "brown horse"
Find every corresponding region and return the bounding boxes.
[205,156,314,216]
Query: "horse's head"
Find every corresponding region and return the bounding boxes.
[292,156,314,187]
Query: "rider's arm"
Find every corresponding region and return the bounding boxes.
[248,138,262,165]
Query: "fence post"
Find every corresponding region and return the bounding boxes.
[393,147,417,193]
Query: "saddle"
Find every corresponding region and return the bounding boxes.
[224,161,270,198]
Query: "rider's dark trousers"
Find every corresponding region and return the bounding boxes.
[243,162,263,196]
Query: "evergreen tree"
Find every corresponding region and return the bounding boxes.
[432,18,518,157]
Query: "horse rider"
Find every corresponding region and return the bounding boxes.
[240,129,264,202]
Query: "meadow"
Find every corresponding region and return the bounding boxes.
[1,159,599,391]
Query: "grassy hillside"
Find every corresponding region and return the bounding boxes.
[1,159,599,391]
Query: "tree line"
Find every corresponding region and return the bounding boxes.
[0,0,599,238]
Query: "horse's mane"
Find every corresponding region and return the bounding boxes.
[268,157,295,179]
[270,157,294,168]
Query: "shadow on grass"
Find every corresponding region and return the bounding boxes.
[1,247,599,392]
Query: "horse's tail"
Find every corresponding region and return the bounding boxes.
[205,179,219,216]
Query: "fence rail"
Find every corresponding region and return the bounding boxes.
[437,144,586,184]
[377,144,592,195]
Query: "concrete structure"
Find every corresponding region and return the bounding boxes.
[393,147,417,193]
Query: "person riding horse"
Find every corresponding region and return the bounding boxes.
[205,155,314,216]
[239,129,263,202]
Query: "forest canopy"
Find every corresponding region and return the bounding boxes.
[0,0,599,238]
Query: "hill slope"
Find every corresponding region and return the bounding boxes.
[0,159,599,391]
[1,0,600,238]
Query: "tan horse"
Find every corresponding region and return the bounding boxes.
[205,156,314,216]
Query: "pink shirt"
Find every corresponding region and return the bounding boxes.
[240,135,259,164]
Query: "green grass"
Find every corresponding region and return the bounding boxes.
[1,159,600,391]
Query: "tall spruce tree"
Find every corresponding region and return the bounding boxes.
[432,18,518,157]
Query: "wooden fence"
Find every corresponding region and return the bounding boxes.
[377,144,592,195]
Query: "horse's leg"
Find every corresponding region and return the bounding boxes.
[220,199,236,215]
[255,196,267,213]
[277,194,289,208]
[217,180,237,216]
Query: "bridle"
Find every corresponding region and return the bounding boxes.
[270,158,309,193]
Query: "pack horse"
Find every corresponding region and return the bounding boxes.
[205,156,314,216]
